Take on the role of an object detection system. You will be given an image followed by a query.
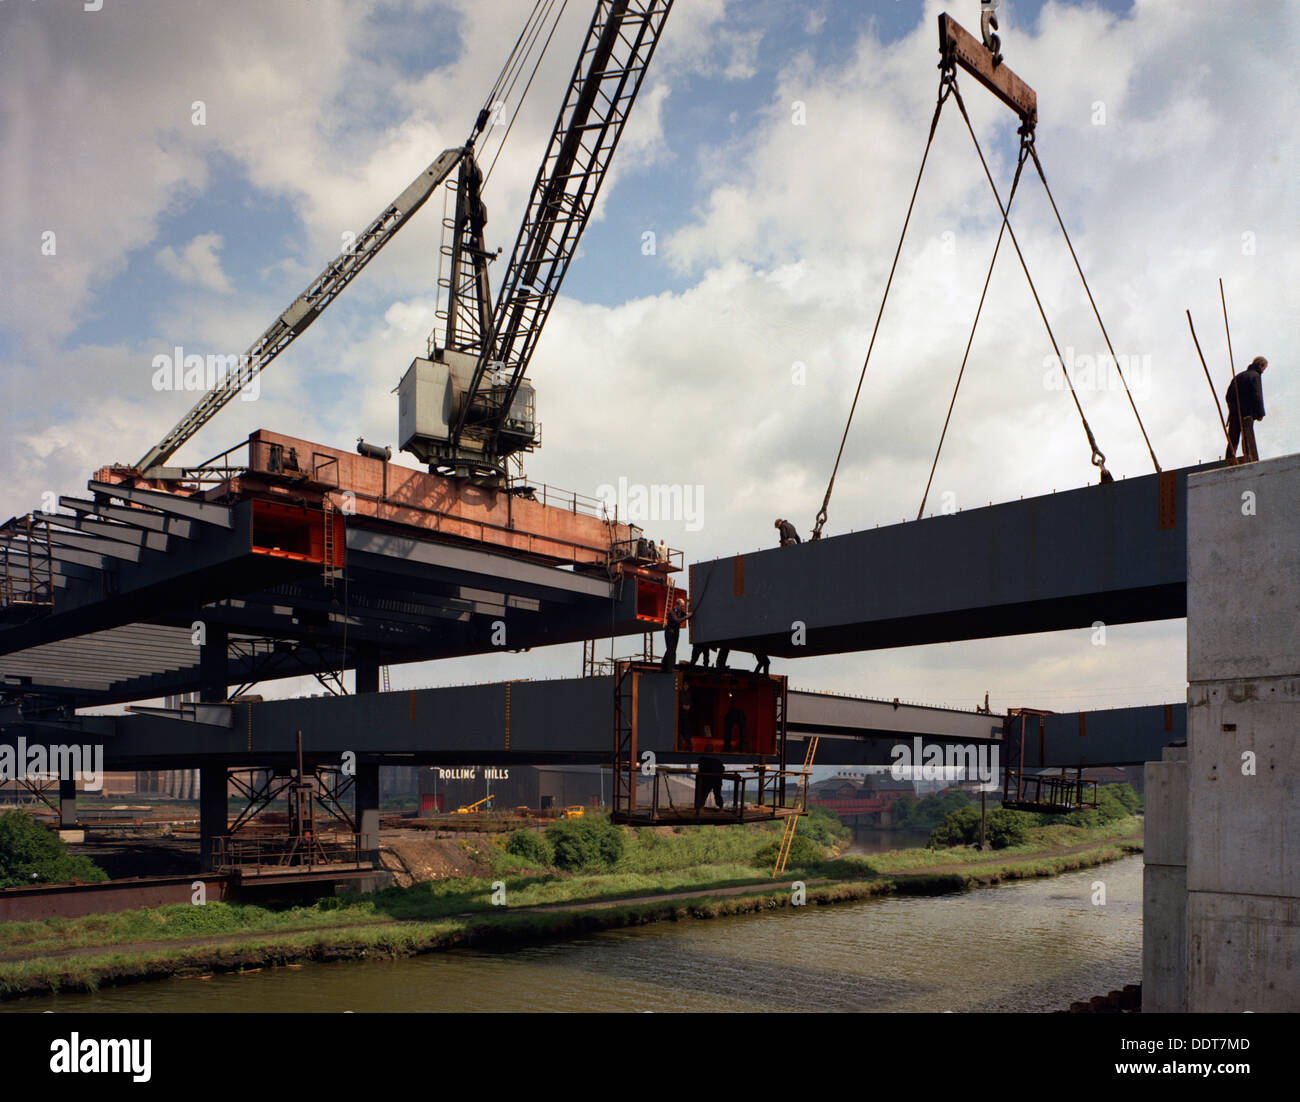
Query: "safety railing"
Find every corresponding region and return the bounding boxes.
[1002,770,1098,813]
[617,764,809,825]
[209,833,363,872]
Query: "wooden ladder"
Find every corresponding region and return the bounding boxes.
[772,736,819,878]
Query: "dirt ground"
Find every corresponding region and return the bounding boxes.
[67,833,201,879]
[61,826,497,885]
[378,829,494,886]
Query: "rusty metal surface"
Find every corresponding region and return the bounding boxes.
[938,12,1037,125]
[0,874,228,922]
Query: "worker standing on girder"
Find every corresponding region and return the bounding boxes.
[1224,356,1268,462]
[661,597,692,671]
[775,518,801,547]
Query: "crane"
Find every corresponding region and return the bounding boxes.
[136,0,675,487]
[399,0,676,484]
[136,138,480,477]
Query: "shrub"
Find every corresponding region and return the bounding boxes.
[797,803,850,847]
[984,809,1030,849]
[929,805,1032,849]
[752,833,822,869]
[505,829,553,866]
[928,806,980,848]
[0,810,108,888]
[544,817,626,873]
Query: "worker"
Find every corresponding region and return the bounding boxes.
[689,642,711,667]
[656,539,668,563]
[661,597,691,671]
[714,647,729,671]
[775,518,801,547]
[754,652,770,675]
[1224,356,1268,462]
[695,756,725,813]
[722,693,746,752]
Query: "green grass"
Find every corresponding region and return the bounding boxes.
[0,817,1144,1000]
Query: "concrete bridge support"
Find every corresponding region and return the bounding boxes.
[1147,453,1299,1011]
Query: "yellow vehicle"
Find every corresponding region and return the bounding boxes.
[561,805,585,819]
[455,796,493,815]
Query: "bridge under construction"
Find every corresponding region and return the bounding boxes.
[1,3,1294,1014]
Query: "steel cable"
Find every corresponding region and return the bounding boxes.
[811,74,956,540]
[1026,143,1160,472]
[949,82,1112,482]
[917,136,1031,520]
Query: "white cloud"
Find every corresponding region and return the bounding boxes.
[155,233,233,293]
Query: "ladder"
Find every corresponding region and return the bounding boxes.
[772,736,819,878]
[322,501,336,589]
[381,666,391,692]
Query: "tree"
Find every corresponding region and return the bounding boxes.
[0,810,108,888]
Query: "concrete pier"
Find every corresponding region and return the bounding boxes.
[1146,453,1299,1011]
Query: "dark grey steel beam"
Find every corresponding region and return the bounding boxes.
[1018,703,1186,768]
[688,464,1211,657]
[61,496,195,539]
[0,536,107,572]
[43,529,143,563]
[87,481,233,528]
[1,673,1184,770]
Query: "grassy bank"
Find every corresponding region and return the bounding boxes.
[0,816,1142,1002]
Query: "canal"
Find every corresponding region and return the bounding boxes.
[8,855,1143,1013]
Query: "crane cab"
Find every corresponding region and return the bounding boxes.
[397,350,538,480]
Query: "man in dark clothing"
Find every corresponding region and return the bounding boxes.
[722,694,746,752]
[714,647,729,671]
[775,518,801,547]
[1225,356,1268,462]
[689,643,711,667]
[753,652,770,675]
[694,755,725,812]
[661,597,691,671]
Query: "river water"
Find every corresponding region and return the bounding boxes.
[8,855,1143,1013]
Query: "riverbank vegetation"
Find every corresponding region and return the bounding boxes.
[0,811,107,889]
[0,806,1141,1001]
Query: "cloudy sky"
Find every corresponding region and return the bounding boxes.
[2,0,1296,715]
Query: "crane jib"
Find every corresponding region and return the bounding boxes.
[136,146,465,474]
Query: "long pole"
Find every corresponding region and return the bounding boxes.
[1220,279,1245,454]
[1219,278,1236,377]
[1187,310,1231,445]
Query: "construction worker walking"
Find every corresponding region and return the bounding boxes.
[661,597,692,671]
[775,518,801,547]
[1225,356,1268,462]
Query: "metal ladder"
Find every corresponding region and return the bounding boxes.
[772,736,819,878]
[322,501,336,589]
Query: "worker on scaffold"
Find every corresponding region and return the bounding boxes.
[1224,356,1268,462]
[775,518,801,547]
[661,596,692,671]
